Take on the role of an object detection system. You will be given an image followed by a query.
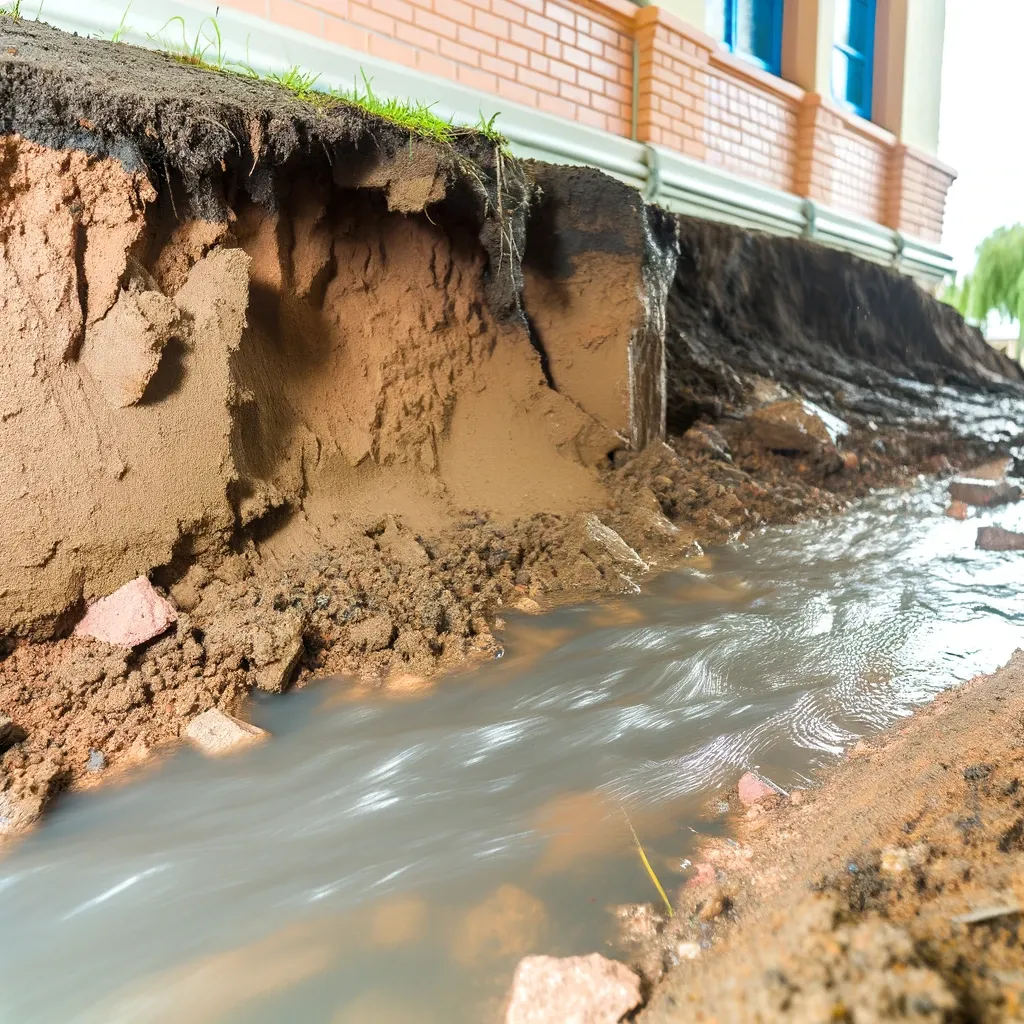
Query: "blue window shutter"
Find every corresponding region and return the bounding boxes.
[832,0,876,119]
[723,0,784,76]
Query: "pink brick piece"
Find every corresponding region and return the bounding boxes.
[737,771,775,807]
[73,576,177,647]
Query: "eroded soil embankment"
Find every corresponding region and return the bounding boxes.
[635,651,1024,1023]
[0,17,1021,837]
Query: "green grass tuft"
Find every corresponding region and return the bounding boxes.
[137,15,508,148]
[110,1,133,44]
[148,15,230,72]
[0,1,22,19]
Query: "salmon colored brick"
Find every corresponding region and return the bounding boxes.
[416,49,458,78]
[492,0,528,24]
[433,0,474,22]
[368,32,419,66]
[526,11,560,36]
[537,91,576,118]
[577,106,607,129]
[323,15,369,50]
[481,53,518,79]
[457,64,499,91]
[269,0,323,31]
[414,8,459,39]
[497,77,539,106]
[458,25,500,56]
[396,20,439,49]
[439,37,482,65]
[474,9,509,37]
[546,2,576,26]
[218,0,269,14]
[349,2,395,35]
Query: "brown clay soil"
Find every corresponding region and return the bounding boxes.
[0,16,1022,849]
[622,650,1024,1023]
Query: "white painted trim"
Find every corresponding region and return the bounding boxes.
[34,0,952,282]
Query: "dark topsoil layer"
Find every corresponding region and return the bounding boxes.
[2,16,1024,844]
[0,15,529,316]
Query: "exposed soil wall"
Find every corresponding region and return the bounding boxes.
[666,218,1023,432]
[0,18,1021,838]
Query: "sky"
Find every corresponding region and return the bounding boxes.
[939,0,1024,276]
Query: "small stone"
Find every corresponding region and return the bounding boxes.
[737,771,775,807]
[747,398,847,455]
[789,788,806,806]
[945,500,969,521]
[967,457,1010,480]
[698,886,726,922]
[183,708,268,757]
[254,634,304,693]
[842,451,859,470]
[676,941,701,960]
[612,903,664,945]
[504,953,641,1024]
[125,734,153,765]
[948,479,1021,508]
[880,846,911,874]
[881,843,929,874]
[73,576,177,647]
[976,526,1024,551]
[86,749,106,773]
[513,597,541,615]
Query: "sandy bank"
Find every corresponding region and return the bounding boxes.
[628,645,1024,1022]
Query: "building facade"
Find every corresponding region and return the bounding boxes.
[214,0,953,243]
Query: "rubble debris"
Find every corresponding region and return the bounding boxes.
[737,771,777,807]
[504,953,641,1024]
[976,525,1024,551]
[73,577,177,648]
[948,479,1021,507]
[183,709,268,757]
[746,399,848,456]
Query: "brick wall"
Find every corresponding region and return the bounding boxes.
[634,6,708,160]
[218,0,955,242]
[888,145,957,244]
[704,53,799,193]
[797,96,891,224]
[220,0,634,135]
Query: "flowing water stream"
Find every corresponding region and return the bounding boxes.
[2,481,1023,1023]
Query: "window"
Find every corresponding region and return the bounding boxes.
[722,0,784,76]
[832,0,876,119]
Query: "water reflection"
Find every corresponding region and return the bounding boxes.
[1,482,1023,1023]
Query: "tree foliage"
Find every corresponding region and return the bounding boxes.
[953,224,1024,326]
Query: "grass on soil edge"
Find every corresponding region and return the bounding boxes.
[142,13,508,148]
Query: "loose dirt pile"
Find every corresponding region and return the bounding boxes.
[0,17,1021,839]
[633,650,1024,1023]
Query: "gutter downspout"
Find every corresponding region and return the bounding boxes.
[801,198,818,240]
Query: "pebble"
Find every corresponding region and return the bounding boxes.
[504,953,641,1024]
[184,708,268,757]
[86,749,106,773]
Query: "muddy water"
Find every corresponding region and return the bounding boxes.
[2,482,1024,1023]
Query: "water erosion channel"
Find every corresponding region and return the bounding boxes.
[2,482,1022,1023]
